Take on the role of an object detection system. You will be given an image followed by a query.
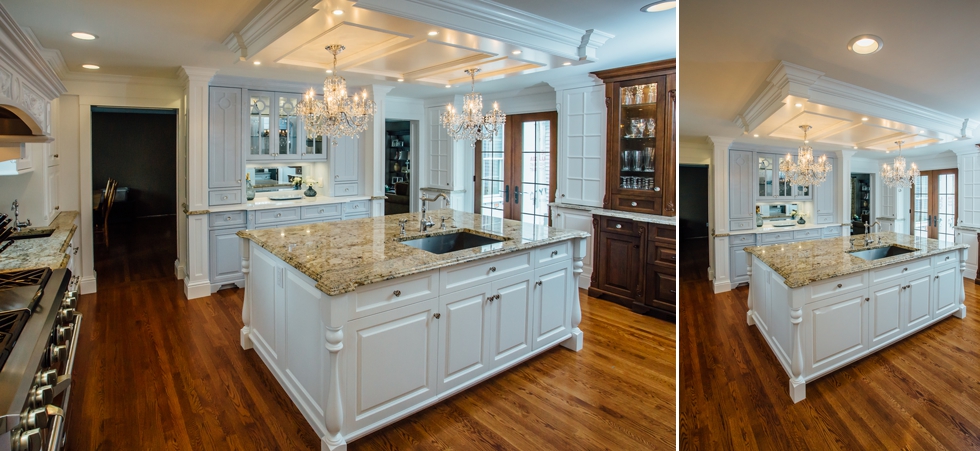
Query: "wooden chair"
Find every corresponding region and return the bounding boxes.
[95,178,117,246]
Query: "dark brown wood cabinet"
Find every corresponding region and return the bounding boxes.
[593,59,676,217]
[589,215,676,322]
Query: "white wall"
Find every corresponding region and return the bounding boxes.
[0,143,49,225]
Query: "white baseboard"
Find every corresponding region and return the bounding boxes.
[713,280,732,294]
[174,260,186,280]
[708,266,715,280]
[184,278,211,300]
[577,267,593,289]
[79,274,97,295]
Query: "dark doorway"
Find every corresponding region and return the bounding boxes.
[679,165,709,239]
[384,120,412,215]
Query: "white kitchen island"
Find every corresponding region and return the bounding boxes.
[745,232,968,403]
[236,209,588,450]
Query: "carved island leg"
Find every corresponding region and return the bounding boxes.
[789,307,806,402]
[957,248,968,319]
[240,239,253,350]
[746,255,755,326]
[322,325,346,451]
[562,237,586,352]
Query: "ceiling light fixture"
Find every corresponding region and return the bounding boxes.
[562,62,571,66]
[397,78,404,82]
[440,68,505,148]
[253,61,261,66]
[428,31,438,36]
[848,34,883,55]
[71,32,97,40]
[780,125,831,188]
[861,117,869,121]
[512,50,522,55]
[82,64,99,70]
[753,134,759,138]
[332,9,344,15]
[795,103,803,107]
[445,84,451,88]
[297,44,376,145]
[881,141,918,190]
[641,0,677,12]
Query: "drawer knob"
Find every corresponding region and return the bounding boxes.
[222,196,229,200]
[276,213,282,218]
[615,224,622,229]
[865,297,870,302]
[345,188,350,192]
[226,216,232,221]
[335,175,339,179]
[535,281,543,287]
[488,294,499,302]
[903,267,907,272]
[433,313,441,319]
[837,283,842,289]
[935,275,939,280]
[654,187,660,192]
[393,290,401,297]
[354,204,358,208]
[489,266,496,272]
[557,213,561,217]
[319,209,324,213]
[946,256,950,261]
[551,250,558,257]
[55,206,60,210]
[631,201,637,207]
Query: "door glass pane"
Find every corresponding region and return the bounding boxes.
[480,129,505,220]
[913,175,929,239]
[758,155,773,197]
[249,94,271,156]
[619,82,656,191]
[938,173,956,243]
[279,95,299,156]
[520,121,551,227]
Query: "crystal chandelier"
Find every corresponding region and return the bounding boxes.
[297,44,376,145]
[779,125,831,187]
[881,140,919,190]
[440,68,505,147]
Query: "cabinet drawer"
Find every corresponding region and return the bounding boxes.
[816,214,834,224]
[729,234,756,246]
[334,182,358,197]
[534,241,570,266]
[654,267,676,305]
[650,243,676,267]
[933,251,958,267]
[651,225,676,243]
[808,272,868,302]
[600,216,637,236]
[209,211,246,228]
[730,219,754,231]
[353,271,439,319]
[613,196,660,212]
[793,229,821,240]
[760,232,794,244]
[254,207,301,225]
[822,227,842,237]
[870,258,932,284]
[209,189,241,206]
[344,200,370,214]
[440,251,532,294]
[301,204,342,220]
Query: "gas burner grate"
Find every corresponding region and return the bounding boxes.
[0,268,51,290]
[0,310,28,372]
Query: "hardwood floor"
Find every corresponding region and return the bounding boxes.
[680,237,980,450]
[67,219,676,450]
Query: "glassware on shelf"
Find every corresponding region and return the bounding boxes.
[622,87,635,105]
[621,151,632,171]
[646,118,656,137]
[645,84,656,103]
[630,150,643,171]
[642,147,655,172]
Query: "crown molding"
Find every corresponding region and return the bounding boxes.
[21,27,68,79]
[61,71,184,88]
[177,67,219,84]
[210,74,396,94]
[223,0,321,60]
[546,73,602,92]
[0,6,65,100]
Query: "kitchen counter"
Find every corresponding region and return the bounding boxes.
[0,211,78,273]
[183,195,372,215]
[238,208,589,295]
[745,232,968,288]
[549,202,676,225]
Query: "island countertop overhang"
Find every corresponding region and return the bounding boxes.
[744,232,968,288]
[237,208,589,296]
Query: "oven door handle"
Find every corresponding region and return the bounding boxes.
[64,313,82,377]
[45,405,65,451]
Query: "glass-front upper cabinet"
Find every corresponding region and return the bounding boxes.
[758,155,774,198]
[277,94,301,158]
[301,93,326,160]
[249,92,273,160]
[617,81,659,193]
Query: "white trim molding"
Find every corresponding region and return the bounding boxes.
[223,0,321,60]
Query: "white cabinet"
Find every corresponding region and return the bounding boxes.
[729,150,754,226]
[330,136,359,196]
[488,273,533,369]
[868,281,902,349]
[814,157,836,224]
[209,87,245,190]
[45,163,59,222]
[425,106,452,189]
[437,284,492,393]
[210,227,245,284]
[905,272,932,332]
[550,206,594,288]
[532,263,571,349]
[805,290,868,375]
[556,85,605,207]
[934,264,959,317]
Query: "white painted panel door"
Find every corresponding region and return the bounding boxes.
[210,228,244,283]
[488,273,533,369]
[208,87,244,189]
[437,284,491,393]
[330,136,358,182]
[934,266,959,317]
[283,270,325,422]
[532,263,570,350]
[249,248,279,362]
[868,282,902,350]
[554,208,594,287]
[346,298,439,432]
[46,164,59,221]
[729,150,754,219]
[426,106,452,189]
[805,291,868,375]
[814,157,836,223]
[905,273,932,332]
[557,86,605,207]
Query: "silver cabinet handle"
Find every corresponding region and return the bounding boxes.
[654,187,661,192]
[345,188,350,192]
[319,209,324,213]
[393,290,401,297]
[222,196,229,200]
[433,313,441,319]
[276,213,282,218]
[237,179,241,183]
[335,175,339,179]
[615,224,622,229]
[226,216,232,221]
[489,266,496,272]
[535,281,543,287]
[551,250,558,257]
[631,201,637,207]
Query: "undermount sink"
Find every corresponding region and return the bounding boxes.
[848,245,917,261]
[9,228,55,240]
[399,231,507,254]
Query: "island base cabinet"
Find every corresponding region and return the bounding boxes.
[935,265,959,317]
[437,285,492,394]
[804,291,869,376]
[488,275,534,369]
[533,263,572,350]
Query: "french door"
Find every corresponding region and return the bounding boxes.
[475,112,558,226]
[910,169,957,242]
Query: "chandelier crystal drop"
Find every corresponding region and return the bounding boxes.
[881,141,919,190]
[779,125,831,188]
[297,44,376,145]
[440,68,505,147]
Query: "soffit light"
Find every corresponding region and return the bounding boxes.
[82,64,99,70]
[71,32,97,40]
[881,141,919,190]
[642,0,676,12]
[297,44,376,145]
[848,34,883,55]
[779,125,831,188]
[440,68,506,148]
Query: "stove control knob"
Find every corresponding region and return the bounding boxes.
[33,369,57,386]
[48,343,68,367]
[28,385,52,408]
[20,406,49,429]
[61,295,76,309]
[56,324,73,345]
[57,308,75,323]
[11,428,42,451]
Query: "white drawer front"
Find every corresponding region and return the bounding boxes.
[808,272,868,302]
[533,241,571,266]
[344,200,370,214]
[209,189,241,206]
[334,182,358,197]
[354,271,439,318]
[440,251,532,294]
[730,234,756,245]
[255,207,301,225]
[870,258,932,284]
[793,229,820,240]
[933,251,957,267]
[822,227,842,237]
[730,219,753,231]
[301,204,342,220]
[761,232,794,244]
[209,211,246,228]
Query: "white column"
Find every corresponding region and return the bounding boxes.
[839,150,854,235]
[361,85,396,217]
[178,66,218,300]
[707,136,734,293]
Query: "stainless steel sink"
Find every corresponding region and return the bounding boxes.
[9,228,55,240]
[848,245,916,261]
[399,231,506,254]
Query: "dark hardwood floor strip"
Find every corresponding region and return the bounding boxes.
[66,218,675,450]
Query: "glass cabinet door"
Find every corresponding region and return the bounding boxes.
[777,155,791,197]
[618,81,659,192]
[249,92,273,159]
[278,94,301,157]
[301,94,326,159]
[795,184,810,198]
[758,154,774,197]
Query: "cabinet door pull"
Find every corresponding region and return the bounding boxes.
[514,185,520,204]
[935,275,940,280]
[489,266,496,272]
[865,297,869,302]
[393,290,401,297]
[633,244,640,249]
[945,256,950,261]
[225,216,232,221]
[654,187,661,192]
[836,283,842,289]
[535,281,543,287]
[276,213,282,218]
[670,289,676,294]
[222,196,229,200]
[556,213,561,217]
[335,175,339,179]
[615,224,622,229]
[73,247,79,255]
[631,201,637,207]
[903,267,908,272]
[433,313,441,319]
[551,250,558,257]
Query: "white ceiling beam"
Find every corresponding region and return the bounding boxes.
[403,54,500,80]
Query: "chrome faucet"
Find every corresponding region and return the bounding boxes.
[419,193,449,232]
[862,221,882,246]
[10,200,30,232]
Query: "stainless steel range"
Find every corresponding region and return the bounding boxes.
[0,268,80,451]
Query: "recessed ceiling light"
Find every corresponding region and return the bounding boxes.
[326,69,333,74]
[848,34,883,55]
[445,84,451,88]
[795,103,803,107]
[397,78,404,82]
[641,0,676,12]
[332,9,343,15]
[253,61,261,66]
[861,117,869,121]
[853,146,858,149]
[919,130,924,133]
[82,64,99,70]
[71,32,97,40]
[427,31,438,36]
[753,134,759,138]
[512,50,522,55]
[562,62,571,66]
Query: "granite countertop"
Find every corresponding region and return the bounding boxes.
[0,211,79,273]
[238,209,589,296]
[717,222,844,237]
[549,202,676,225]
[745,232,968,288]
[184,195,372,215]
